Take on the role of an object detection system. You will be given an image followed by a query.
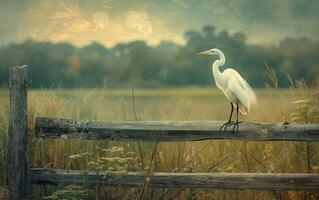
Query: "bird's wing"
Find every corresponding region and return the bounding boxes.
[224,68,257,114]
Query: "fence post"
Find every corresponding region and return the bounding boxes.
[6,65,29,199]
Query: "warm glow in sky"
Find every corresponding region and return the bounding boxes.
[1,0,318,46]
[33,5,184,46]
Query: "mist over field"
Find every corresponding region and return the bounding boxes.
[0,31,318,88]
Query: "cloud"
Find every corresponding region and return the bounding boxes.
[92,12,109,30]
[51,33,69,42]
[52,7,80,20]
[0,0,318,46]
[69,19,91,32]
[125,11,153,35]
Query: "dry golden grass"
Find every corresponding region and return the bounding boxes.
[0,87,318,199]
[0,186,9,200]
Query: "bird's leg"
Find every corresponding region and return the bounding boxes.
[232,101,243,132]
[220,103,234,131]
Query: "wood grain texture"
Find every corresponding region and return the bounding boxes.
[35,117,319,141]
[7,66,29,199]
[30,168,319,190]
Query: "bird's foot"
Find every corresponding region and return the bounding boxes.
[232,121,243,133]
[220,121,235,132]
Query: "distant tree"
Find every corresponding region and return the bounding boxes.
[202,25,216,38]
[0,27,318,88]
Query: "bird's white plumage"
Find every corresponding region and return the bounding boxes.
[222,68,256,114]
[200,48,256,115]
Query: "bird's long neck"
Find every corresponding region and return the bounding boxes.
[212,51,225,80]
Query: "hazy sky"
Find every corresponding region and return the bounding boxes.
[0,0,318,46]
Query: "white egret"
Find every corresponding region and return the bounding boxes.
[198,48,257,132]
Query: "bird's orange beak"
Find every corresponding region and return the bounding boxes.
[198,50,210,55]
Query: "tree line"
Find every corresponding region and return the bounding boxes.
[0,25,318,88]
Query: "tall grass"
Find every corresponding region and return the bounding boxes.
[0,85,318,199]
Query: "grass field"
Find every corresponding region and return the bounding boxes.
[0,86,318,199]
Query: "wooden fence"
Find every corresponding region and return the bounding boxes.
[6,66,319,199]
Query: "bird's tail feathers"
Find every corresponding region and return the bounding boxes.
[239,108,248,115]
[233,102,248,115]
[250,92,257,106]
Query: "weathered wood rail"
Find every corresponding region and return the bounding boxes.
[6,66,319,199]
[35,117,319,141]
[30,168,319,190]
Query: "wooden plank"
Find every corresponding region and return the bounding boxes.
[30,168,319,190]
[7,66,29,199]
[35,117,319,142]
